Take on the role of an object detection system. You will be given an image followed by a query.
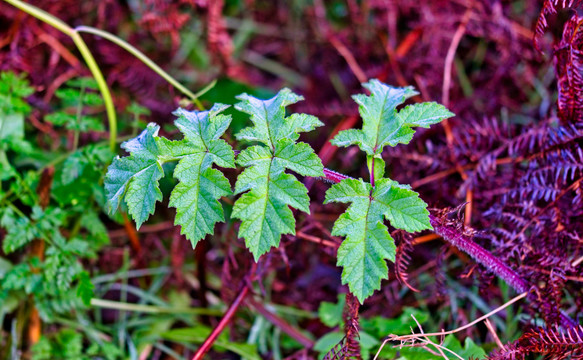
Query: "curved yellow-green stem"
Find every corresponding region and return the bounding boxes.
[3,0,118,152]
[74,26,207,111]
[3,0,218,150]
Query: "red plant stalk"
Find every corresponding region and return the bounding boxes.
[190,167,578,359]
[321,168,578,329]
[191,285,249,360]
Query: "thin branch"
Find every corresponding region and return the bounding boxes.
[191,284,250,360]
[393,292,527,341]
[374,293,527,360]
[483,318,504,349]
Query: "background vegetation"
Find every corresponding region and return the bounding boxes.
[0,0,582,359]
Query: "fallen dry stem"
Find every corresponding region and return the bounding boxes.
[373,292,528,359]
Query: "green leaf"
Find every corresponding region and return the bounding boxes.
[104,105,235,245]
[397,102,455,128]
[232,89,324,260]
[373,179,432,232]
[0,71,34,115]
[104,123,163,228]
[458,337,487,359]
[331,79,454,155]
[60,151,86,185]
[168,105,235,247]
[0,113,24,141]
[324,178,431,302]
[1,208,38,254]
[75,271,94,306]
[318,294,346,327]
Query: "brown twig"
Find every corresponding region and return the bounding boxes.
[441,3,474,225]
[122,212,141,254]
[313,0,367,84]
[296,231,339,248]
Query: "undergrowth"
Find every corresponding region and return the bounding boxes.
[1,0,583,359]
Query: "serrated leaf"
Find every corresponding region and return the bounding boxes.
[170,157,232,246]
[397,102,455,128]
[331,79,454,155]
[120,123,160,159]
[324,178,431,302]
[233,89,324,259]
[104,105,235,243]
[123,163,163,228]
[168,104,234,247]
[104,123,163,228]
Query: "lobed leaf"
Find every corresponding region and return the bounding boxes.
[232,89,324,259]
[104,104,235,245]
[331,79,454,155]
[167,104,235,247]
[324,178,431,302]
[104,123,163,229]
[397,102,455,128]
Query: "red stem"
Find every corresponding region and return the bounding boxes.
[189,165,576,359]
[321,167,578,329]
[247,298,315,348]
[191,285,249,360]
[370,156,375,188]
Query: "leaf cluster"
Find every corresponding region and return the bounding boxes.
[0,72,112,323]
[45,77,105,133]
[105,79,453,303]
[105,89,324,260]
[326,80,454,302]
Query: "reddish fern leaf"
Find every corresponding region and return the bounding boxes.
[534,0,583,51]
[554,15,583,122]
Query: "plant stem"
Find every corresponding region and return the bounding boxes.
[3,0,118,152]
[191,285,249,360]
[344,292,362,359]
[428,215,529,293]
[320,167,578,329]
[74,26,207,110]
[247,298,314,348]
[370,156,375,187]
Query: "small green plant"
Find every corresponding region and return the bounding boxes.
[315,296,487,360]
[0,72,110,323]
[325,79,454,302]
[105,79,454,303]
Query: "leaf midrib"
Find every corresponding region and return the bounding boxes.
[373,91,389,153]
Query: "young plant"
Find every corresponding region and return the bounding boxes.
[325,79,454,302]
[104,80,453,303]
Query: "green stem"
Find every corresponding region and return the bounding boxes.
[90,298,223,316]
[74,26,206,110]
[3,0,118,152]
